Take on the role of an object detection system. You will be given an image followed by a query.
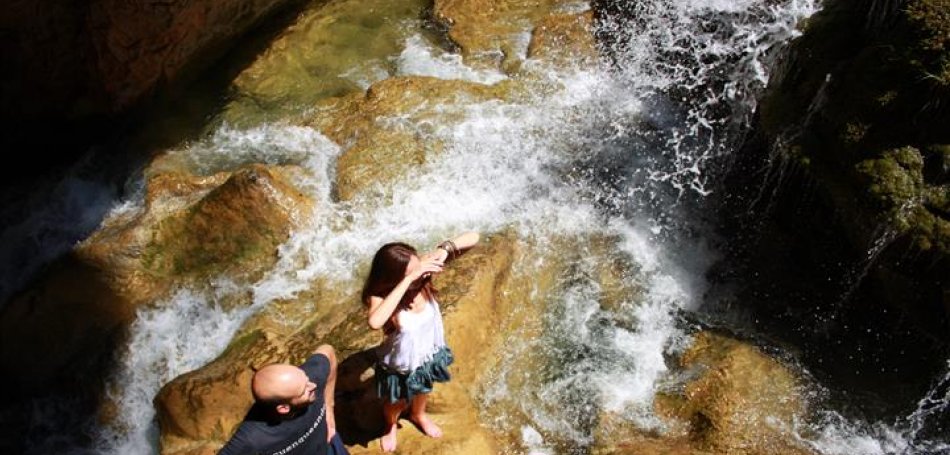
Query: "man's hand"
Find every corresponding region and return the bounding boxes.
[326,413,337,443]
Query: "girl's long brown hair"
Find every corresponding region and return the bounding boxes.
[361,242,434,333]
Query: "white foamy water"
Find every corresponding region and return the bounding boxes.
[95,285,257,455]
[396,34,509,84]
[602,0,819,196]
[799,412,910,455]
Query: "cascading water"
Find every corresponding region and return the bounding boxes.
[9,0,950,454]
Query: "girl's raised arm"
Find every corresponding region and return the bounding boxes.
[425,231,480,263]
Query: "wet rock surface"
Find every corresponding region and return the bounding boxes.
[156,232,522,455]
[0,163,311,453]
[309,76,510,201]
[593,333,813,455]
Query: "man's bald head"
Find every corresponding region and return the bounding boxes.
[252,364,318,414]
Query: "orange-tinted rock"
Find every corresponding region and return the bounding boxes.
[528,11,600,67]
[142,164,309,279]
[156,232,523,455]
[0,164,309,400]
[669,332,811,454]
[593,332,814,455]
[433,0,569,70]
[309,77,509,201]
[156,330,289,455]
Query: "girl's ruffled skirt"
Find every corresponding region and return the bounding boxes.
[375,346,454,403]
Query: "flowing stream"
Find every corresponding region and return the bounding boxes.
[7,0,950,454]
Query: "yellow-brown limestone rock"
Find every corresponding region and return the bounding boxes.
[593,332,814,455]
[156,232,535,455]
[433,0,572,71]
[527,11,599,67]
[156,330,290,455]
[0,164,310,398]
[142,164,309,279]
[309,76,510,201]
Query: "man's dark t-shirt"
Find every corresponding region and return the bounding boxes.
[218,354,330,455]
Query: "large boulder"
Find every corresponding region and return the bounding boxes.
[0,164,308,401]
[139,165,309,279]
[656,332,811,455]
[308,76,510,201]
[154,232,528,455]
[713,0,950,401]
[593,332,813,455]
[755,0,950,258]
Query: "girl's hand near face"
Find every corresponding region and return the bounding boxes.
[422,249,450,264]
[407,257,443,282]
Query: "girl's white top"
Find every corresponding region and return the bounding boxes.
[376,294,447,373]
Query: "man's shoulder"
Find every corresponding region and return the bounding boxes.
[301,352,331,381]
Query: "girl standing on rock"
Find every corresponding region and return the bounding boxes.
[361,232,479,452]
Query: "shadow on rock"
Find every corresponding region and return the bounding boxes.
[335,348,385,447]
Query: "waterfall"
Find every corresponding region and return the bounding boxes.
[13,0,950,454]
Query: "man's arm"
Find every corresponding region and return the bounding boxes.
[313,344,338,442]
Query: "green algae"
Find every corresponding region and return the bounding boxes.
[219,0,431,128]
[856,146,924,214]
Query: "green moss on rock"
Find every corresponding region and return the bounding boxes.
[856,146,924,226]
[906,0,950,85]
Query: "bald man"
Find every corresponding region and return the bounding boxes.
[219,345,342,455]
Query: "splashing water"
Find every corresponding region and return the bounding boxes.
[95,286,258,455]
[396,34,509,84]
[598,0,818,197]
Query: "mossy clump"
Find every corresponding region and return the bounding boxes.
[756,0,950,259]
[856,146,924,224]
[856,146,950,253]
[906,0,950,85]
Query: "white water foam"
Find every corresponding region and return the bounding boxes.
[798,411,909,455]
[166,123,342,189]
[396,34,509,84]
[95,284,260,454]
[603,0,819,196]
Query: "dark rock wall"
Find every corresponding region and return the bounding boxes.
[0,0,298,181]
[716,0,950,412]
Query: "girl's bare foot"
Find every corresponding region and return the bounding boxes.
[381,424,398,452]
[410,414,443,438]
